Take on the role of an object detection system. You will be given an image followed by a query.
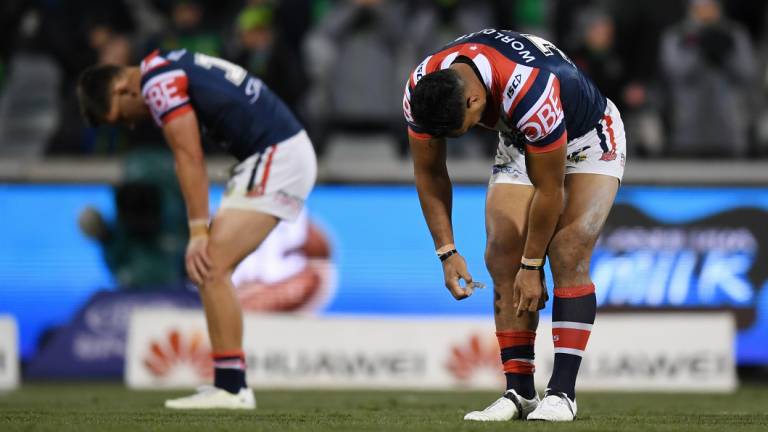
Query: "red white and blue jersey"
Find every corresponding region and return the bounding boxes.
[403,29,607,153]
[140,49,303,161]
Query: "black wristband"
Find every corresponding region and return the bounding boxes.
[520,263,544,271]
[439,249,458,262]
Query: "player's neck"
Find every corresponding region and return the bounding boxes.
[449,63,487,120]
[123,67,141,89]
[450,63,484,94]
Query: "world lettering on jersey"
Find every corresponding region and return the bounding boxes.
[403,29,606,154]
[140,49,302,161]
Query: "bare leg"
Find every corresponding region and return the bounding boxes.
[485,183,536,331]
[202,209,277,355]
[549,174,618,288]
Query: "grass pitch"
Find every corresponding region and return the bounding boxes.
[1,383,767,431]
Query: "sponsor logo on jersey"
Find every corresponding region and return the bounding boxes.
[455,29,537,63]
[518,75,563,142]
[142,70,189,121]
[412,55,433,84]
[506,74,522,99]
[502,64,535,116]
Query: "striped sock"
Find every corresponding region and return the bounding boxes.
[213,350,247,394]
[496,330,536,399]
[547,284,596,400]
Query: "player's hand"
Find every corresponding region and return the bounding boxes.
[186,235,211,286]
[442,252,475,300]
[513,269,547,317]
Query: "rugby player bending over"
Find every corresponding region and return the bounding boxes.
[404,29,626,422]
[78,50,316,409]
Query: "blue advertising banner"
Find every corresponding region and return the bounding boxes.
[26,290,200,378]
[1,184,767,369]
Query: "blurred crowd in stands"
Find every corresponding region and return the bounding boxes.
[1,0,768,159]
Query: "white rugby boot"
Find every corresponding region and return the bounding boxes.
[464,389,540,421]
[526,390,577,421]
[164,386,256,410]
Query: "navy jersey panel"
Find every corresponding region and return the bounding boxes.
[140,49,303,161]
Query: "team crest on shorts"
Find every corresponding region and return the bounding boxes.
[567,145,590,163]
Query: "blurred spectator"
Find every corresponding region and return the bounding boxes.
[228,4,308,115]
[570,9,624,108]
[78,149,188,289]
[569,7,664,157]
[406,0,494,56]
[660,0,757,157]
[494,0,551,37]
[754,7,768,155]
[151,0,223,56]
[0,0,28,94]
[304,0,409,157]
[42,0,139,154]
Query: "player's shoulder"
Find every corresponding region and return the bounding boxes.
[140,49,191,80]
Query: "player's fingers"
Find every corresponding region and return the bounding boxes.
[512,284,521,310]
[457,265,473,285]
[199,247,212,269]
[527,296,540,312]
[516,297,529,317]
[187,259,202,285]
[194,254,210,281]
[446,278,469,300]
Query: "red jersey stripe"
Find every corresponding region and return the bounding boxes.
[161,104,193,125]
[525,131,566,154]
[259,145,278,192]
[408,128,433,140]
[603,115,617,152]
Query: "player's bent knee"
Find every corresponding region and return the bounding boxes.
[484,240,522,276]
[201,264,235,289]
[548,232,594,283]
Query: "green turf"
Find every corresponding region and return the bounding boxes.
[1,384,767,431]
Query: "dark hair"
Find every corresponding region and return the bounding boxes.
[410,69,465,137]
[77,64,124,126]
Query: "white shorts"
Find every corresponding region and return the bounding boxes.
[490,99,626,186]
[221,130,317,221]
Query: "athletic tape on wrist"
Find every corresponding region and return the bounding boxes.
[521,257,545,267]
[435,243,456,256]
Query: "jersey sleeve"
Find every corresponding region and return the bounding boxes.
[403,78,434,140]
[403,53,440,140]
[140,56,193,127]
[508,71,566,153]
